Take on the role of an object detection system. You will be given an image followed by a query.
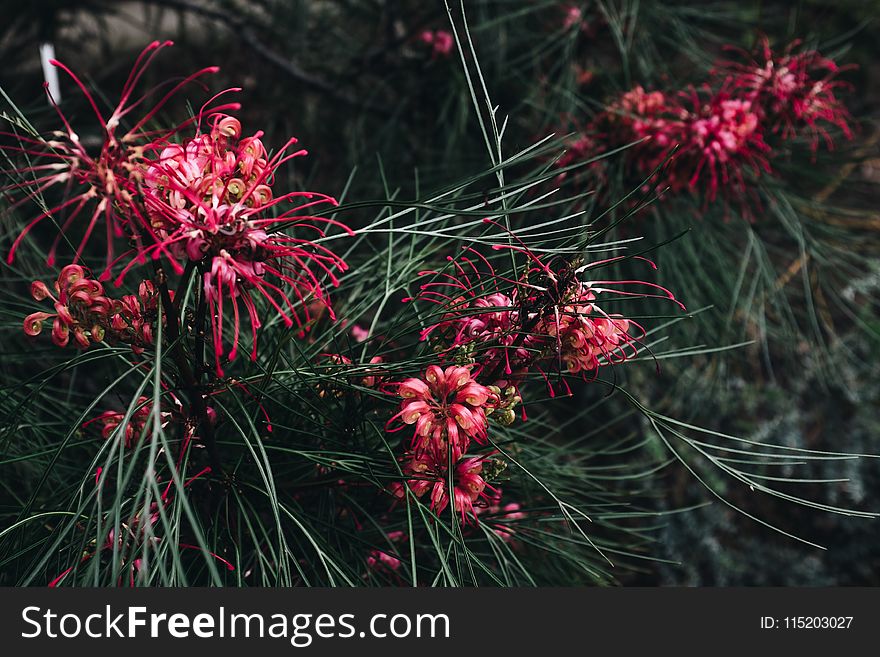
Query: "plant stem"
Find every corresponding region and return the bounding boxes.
[194,262,208,379]
[151,259,224,478]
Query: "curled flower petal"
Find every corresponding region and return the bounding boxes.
[51,319,70,347]
[31,281,51,301]
[425,365,445,386]
[399,378,431,399]
[24,312,51,336]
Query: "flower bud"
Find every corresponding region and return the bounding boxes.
[73,327,90,349]
[225,178,246,201]
[54,303,74,326]
[31,281,51,301]
[496,409,516,426]
[59,264,84,287]
[51,320,70,347]
[215,116,242,139]
[138,280,155,300]
[23,312,51,336]
[252,184,272,206]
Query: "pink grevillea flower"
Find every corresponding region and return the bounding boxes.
[50,461,231,587]
[596,86,771,203]
[366,530,407,575]
[674,89,771,202]
[514,249,683,391]
[585,84,772,206]
[562,86,685,190]
[411,250,531,386]
[85,395,172,448]
[612,86,685,148]
[137,112,351,375]
[3,41,235,273]
[563,6,584,30]
[24,264,161,352]
[390,452,495,525]
[387,365,497,463]
[712,37,854,151]
[597,86,689,188]
[479,489,525,542]
[419,30,455,58]
[412,240,683,394]
[419,266,518,347]
[531,281,640,376]
[324,353,385,389]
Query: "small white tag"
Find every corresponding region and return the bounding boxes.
[39,42,62,103]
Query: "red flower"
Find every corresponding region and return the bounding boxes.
[7,43,351,375]
[713,37,854,151]
[136,113,351,375]
[532,282,639,376]
[411,243,682,393]
[86,396,171,448]
[24,264,161,352]
[590,84,770,203]
[388,365,497,462]
[560,86,686,194]
[674,88,771,202]
[411,250,532,385]
[390,452,495,525]
[420,30,455,58]
[3,41,233,273]
[613,86,684,145]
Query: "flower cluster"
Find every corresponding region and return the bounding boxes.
[4,36,705,573]
[384,240,682,525]
[366,530,407,576]
[419,30,455,58]
[418,262,525,384]
[86,395,172,448]
[532,281,638,376]
[713,37,853,150]
[390,452,495,525]
[24,264,161,352]
[412,247,676,392]
[139,112,349,374]
[383,364,501,525]
[9,42,350,376]
[680,91,770,202]
[4,41,227,272]
[563,38,853,207]
[389,365,496,463]
[588,84,771,203]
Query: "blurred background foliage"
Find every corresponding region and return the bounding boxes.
[0,0,877,585]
